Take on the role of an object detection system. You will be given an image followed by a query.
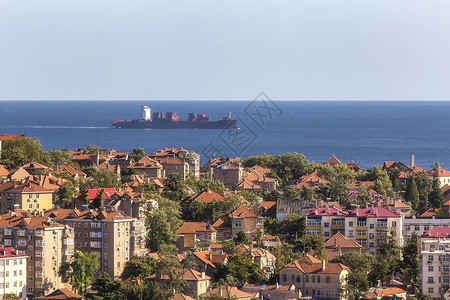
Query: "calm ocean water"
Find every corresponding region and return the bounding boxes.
[0,101,449,170]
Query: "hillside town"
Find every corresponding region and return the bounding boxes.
[0,134,449,300]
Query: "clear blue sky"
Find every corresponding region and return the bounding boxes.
[0,0,449,100]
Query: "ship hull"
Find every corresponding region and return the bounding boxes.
[112,119,237,129]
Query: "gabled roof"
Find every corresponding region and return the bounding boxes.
[128,156,163,169]
[200,285,254,298]
[283,255,349,275]
[177,222,216,234]
[0,164,9,177]
[366,287,407,298]
[41,288,83,299]
[230,206,257,218]
[324,232,361,249]
[172,294,195,300]
[422,227,450,238]
[234,178,262,190]
[183,189,224,204]
[419,208,439,218]
[3,181,52,193]
[307,206,347,217]
[192,251,216,268]
[326,155,341,164]
[346,207,400,218]
[212,218,231,230]
[430,167,450,177]
[0,213,65,229]
[0,247,26,258]
[149,268,210,281]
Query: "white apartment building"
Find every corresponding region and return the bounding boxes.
[420,228,450,299]
[404,217,450,239]
[0,247,27,299]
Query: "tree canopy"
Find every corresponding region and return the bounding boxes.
[59,250,99,295]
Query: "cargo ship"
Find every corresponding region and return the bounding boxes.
[112,106,238,129]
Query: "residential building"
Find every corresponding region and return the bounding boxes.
[38,288,83,300]
[365,287,407,300]
[181,189,224,213]
[290,171,329,190]
[404,217,450,239]
[148,268,210,298]
[228,206,263,241]
[127,156,165,178]
[176,222,217,252]
[420,228,450,299]
[0,247,27,299]
[279,255,350,300]
[312,155,361,172]
[276,199,320,221]
[44,208,145,277]
[430,167,450,188]
[149,147,200,178]
[306,206,402,256]
[0,181,54,213]
[200,285,255,299]
[242,283,301,300]
[0,211,74,298]
[212,162,243,190]
[323,232,361,260]
[153,157,189,180]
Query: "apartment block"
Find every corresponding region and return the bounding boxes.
[306,206,402,256]
[420,228,450,299]
[0,181,54,213]
[0,247,27,299]
[404,217,450,239]
[44,208,146,277]
[0,211,74,298]
[279,255,349,300]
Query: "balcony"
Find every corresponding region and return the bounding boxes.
[376,222,388,228]
[307,221,322,227]
[357,222,367,227]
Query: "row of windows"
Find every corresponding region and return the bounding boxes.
[0,270,24,277]
[282,274,331,284]
[0,259,24,266]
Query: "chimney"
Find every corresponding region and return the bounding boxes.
[410,154,415,167]
[322,260,326,271]
[201,271,205,279]
[219,289,222,296]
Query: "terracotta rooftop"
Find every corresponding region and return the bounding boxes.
[0,213,65,229]
[422,227,450,238]
[41,288,83,299]
[0,247,26,258]
[283,255,349,275]
[44,208,133,221]
[324,232,361,249]
[183,189,224,204]
[128,156,163,169]
[172,294,195,300]
[149,268,210,281]
[230,206,257,218]
[366,287,406,298]
[177,222,216,234]
[346,207,400,218]
[200,285,254,298]
[307,206,347,217]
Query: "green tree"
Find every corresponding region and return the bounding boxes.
[59,250,99,295]
[57,181,74,208]
[331,252,376,274]
[90,169,120,189]
[145,198,182,252]
[163,174,189,202]
[429,175,444,208]
[89,273,123,299]
[214,255,267,286]
[405,176,420,210]
[363,166,394,196]
[339,271,370,300]
[402,232,420,286]
[318,164,355,202]
[84,144,101,154]
[314,234,327,261]
[121,256,157,282]
[44,149,72,167]
[234,231,248,245]
[282,185,302,201]
[0,136,45,168]
[279,214,305,242]
[130,148,145,162]
[91,189,104,209]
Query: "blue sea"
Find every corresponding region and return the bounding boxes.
[0,100,449,170]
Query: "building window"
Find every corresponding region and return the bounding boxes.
[325,276,330,283]
[429,266,434,272]
[326,290,331,297]
[296,276,300,283]
[428,277,434,283]
[415,226,420,231]
[349,221,353,227]
[392,221,397,228]
[282,274,287,282]
[305,275,308,283]
[324,231,330,238]
[428,255,434,262]
[234,221,242,227]
[369,224,374,229]
[428,287,434,294]
[324,222,329,228]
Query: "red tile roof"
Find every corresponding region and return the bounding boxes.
[41,288,83,299]
[200,286,254,298]
[230,206,257,218]
[346,207,401,218]
[283,255,349,275]
[324,233,361,249]
[307,206,347,217]
[430,167,450,177]
[183,189,224,204]
[177,222,216,234]
[0,247,26,258]
[172,294,195,300]
[422,227,450,238]
[366,287,406,298]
